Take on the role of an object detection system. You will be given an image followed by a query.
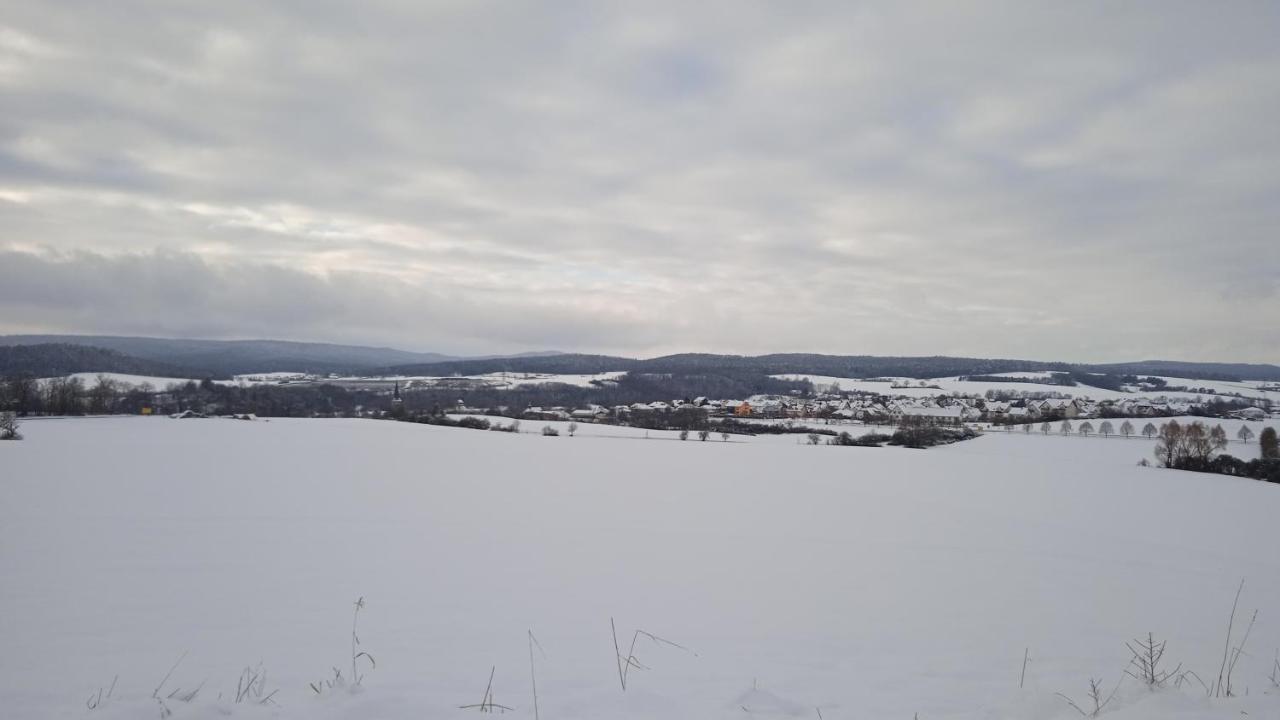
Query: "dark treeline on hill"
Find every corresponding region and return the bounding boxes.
[0,344,201,378]
[377,353,1077,379]
[3,335,1280,382]
[0,335,460,376]
[1091,360,1280,381]
[379,353,1280,382]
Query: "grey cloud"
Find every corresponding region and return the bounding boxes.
[0,1,1277,361]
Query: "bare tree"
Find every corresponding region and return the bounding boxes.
[720,431,729,442]
[1236,425,1254,443]
[807,433,822,445]
[1210,424,1227,450]
[1041,421,1051,435]
[1099,421,1113,437]
[679,429,689,441]
[5,374,37,415]
[88,375,117,414]
[698,429,710,441]
[1060,420,1073,435]
[1184,422,1218,463]
[1120,420,1134,438]
[1155,421,1182,467]
[1142,422,1157,438]
[1079,421,1094,437]
[566,422,578,437]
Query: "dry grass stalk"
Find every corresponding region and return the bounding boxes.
[460,665,514,713]
[86,675,118,710]
[611,617,693,691]
[1213,579,1257,697]
[528,630,546,720]
[1055,676,1120,718]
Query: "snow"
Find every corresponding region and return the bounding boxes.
[965,416,1271,462]
[326,372,628,389]
[1149,376,1279,402]
[778,374,1278,403]
[2,417,1279,720]
[54,372,200,389]
[40,371,630,391]
[228,372,315,384]
[474,371,627,388]
[46,372,309,389]
[446,415,903,446]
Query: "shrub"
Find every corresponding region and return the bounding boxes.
[457,416,491,430]
[541,425,559,437]
[1262,427,1279,460]
[0,411,19,440]
[889,417,976,448]
[829,431,891,447]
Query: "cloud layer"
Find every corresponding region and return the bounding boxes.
[2,1,1278,360]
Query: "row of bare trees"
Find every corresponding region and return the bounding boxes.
[1025,418,1264,445]
[0,374,135,416]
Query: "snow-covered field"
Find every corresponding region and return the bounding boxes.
[446,415,902,445]
[53,372,200,389]
[385,371,626,389]
[993,416,1271,462]
[42,370,1278,407]
[777,374,1278,403]
[49,373,300,389]
[2,417,1280,720]
[41,370,629,391]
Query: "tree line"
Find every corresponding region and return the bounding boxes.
[1150,420,1279,482]
[0,374,386,418]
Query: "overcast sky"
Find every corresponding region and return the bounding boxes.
[1,2,1278,361]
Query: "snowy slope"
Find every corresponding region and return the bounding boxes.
[51,372,200,388]
[778,374,1277,402]
[360,371,627,388]
[2,418,1279,720]
[987,416,1270,462]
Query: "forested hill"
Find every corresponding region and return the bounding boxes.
[379,353,1280,382]
[0,335,460,376]
[1088,360,1280,381]
[0,344,204,378]
[3,337,1277,382]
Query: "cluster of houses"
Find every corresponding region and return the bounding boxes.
[495,390,1269,427]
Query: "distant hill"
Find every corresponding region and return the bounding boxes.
[379,352,1280,382]
[1087,360,1280,381]
[0,335,463,377]
[377,353,1076,380]
[2,335,1276,382]
[0,343,202,378]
